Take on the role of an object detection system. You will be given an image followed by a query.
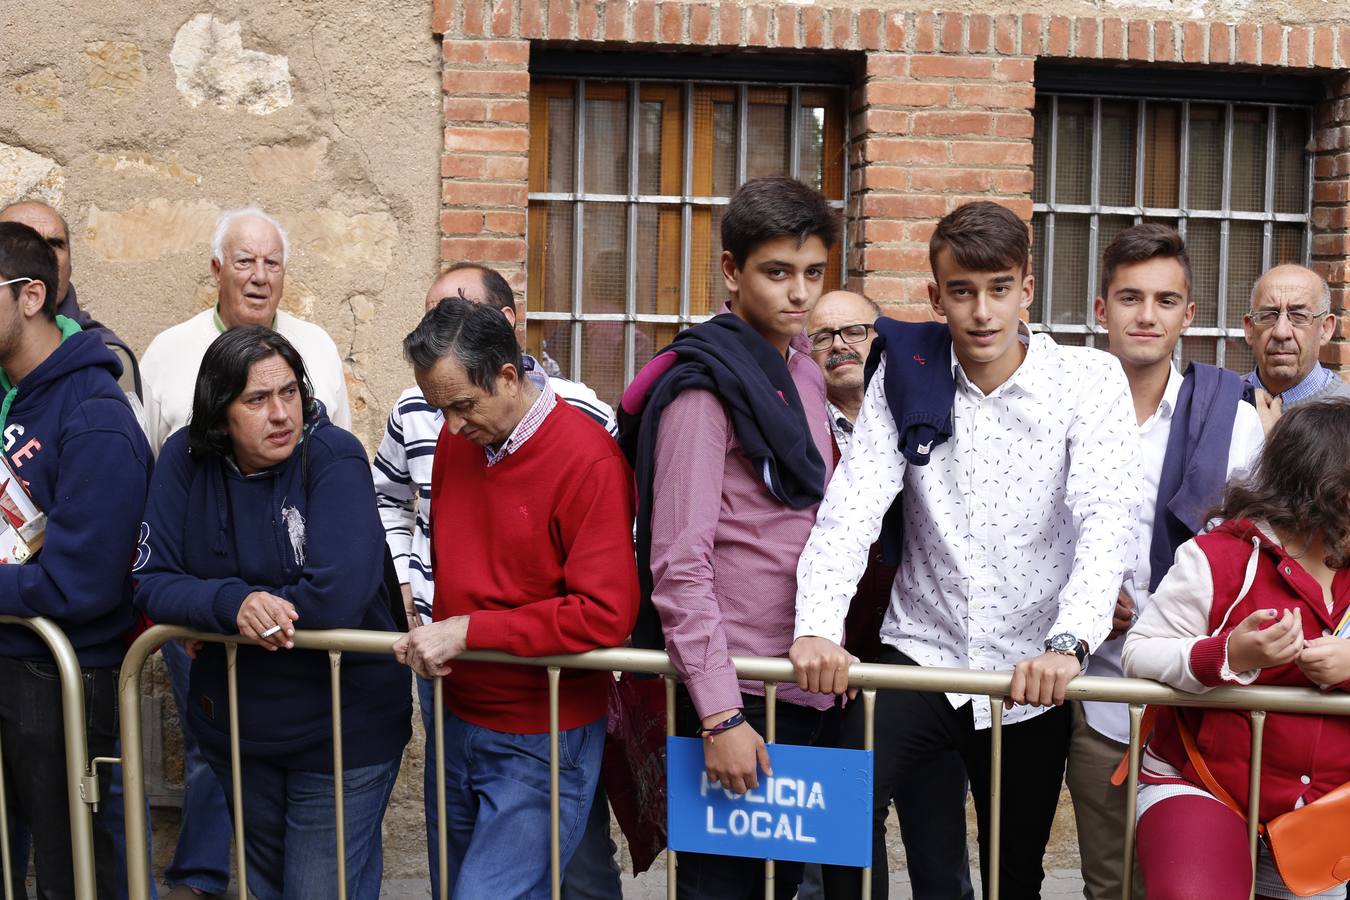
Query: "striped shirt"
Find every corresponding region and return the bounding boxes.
[1244,362,1350,409]
[485,382,556,466]
[372,357,617,624]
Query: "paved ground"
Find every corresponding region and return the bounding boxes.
[132,790,1089,898]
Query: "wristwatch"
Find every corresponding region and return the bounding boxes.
[1045,632,1088,672]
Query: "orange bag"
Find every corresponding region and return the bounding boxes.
[1177,715,1350,897]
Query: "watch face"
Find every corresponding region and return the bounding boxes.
[1048,633,1077,653]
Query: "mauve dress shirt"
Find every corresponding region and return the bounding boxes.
[648,339,835,719]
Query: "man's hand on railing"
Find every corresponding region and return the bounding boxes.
[788,636,858,696]
[237,591,299,651]
[701,711,771,795]
[1007,651,1081,708]
[1107,590,1136,641]
[393,615,469,678]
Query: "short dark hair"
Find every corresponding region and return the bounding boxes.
[1100,223,1191,299]
[437,262,516,315]
[720,176,839,269]
[403,295,522,392]
[0,221,58,319]
[188,326,314,459]
[929,201,1030,279]
[1212,398,1350,568]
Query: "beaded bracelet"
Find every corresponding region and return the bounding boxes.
[699,711,746,741]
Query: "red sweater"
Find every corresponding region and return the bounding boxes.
[430,401,639,733]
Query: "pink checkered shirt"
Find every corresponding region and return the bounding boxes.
[484,381,558,466]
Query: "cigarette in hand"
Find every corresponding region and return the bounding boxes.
[260,625,282,639]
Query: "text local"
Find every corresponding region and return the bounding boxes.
[700,773,825,843]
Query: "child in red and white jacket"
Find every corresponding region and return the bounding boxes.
[1123,398,1350,900]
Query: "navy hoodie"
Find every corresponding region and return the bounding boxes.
[0,320,151,666]
[134,413,411,772]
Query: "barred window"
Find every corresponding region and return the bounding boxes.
[527,77,848,405]
[1031,93,1313,372]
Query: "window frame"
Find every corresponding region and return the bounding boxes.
[526,76,850,388]
[1031,91,1315,368]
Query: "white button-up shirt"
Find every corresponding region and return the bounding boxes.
[1083,364,1264,743]
[795,327,1141,728]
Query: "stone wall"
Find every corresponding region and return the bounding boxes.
[2,0,444,879]
[1,1,445,448]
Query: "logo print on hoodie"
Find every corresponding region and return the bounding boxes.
[281,503,306,567]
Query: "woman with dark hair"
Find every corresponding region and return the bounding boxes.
[134,326,410,899]
[1123,398,1350,900]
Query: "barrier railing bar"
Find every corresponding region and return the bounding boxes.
[434,675,448,900]
[115,625,1350,900]
[548,666,562,900]
[988,698,1004,900]
[664,675,676,900]
[0,616,98,899]
[1120,703,1144,900]
[330,650,347,900]
[1247,710,1266,900]
[763,681,777,898]
[0,721,14,900]
[225,642,248,900]
[861,689,876,900]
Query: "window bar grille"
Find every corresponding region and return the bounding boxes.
[1086,97,1104,345]
[1261,105,1278,273]
[570,79,587,382]
[1215,102,1235,368]
[625,79,641,387]
[1042,95,1060,326]
[1302,108,1315,264]
[736,84,749,189]
[789,85,802,181]
[679,81,694,328]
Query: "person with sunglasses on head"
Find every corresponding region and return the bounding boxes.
[1243,264,1350,434]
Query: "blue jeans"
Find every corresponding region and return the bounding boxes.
[437,707,605,899]
[202,747,400,900]
[418,677,621,900]
[162,640,232,894]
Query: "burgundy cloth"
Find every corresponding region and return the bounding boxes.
[600,675,667,875]
[1136,794,1263,900]
[1147,518,1350,822]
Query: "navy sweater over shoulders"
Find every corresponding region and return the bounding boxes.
[134,415,410,771]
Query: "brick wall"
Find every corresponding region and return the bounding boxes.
[433,1,1350,365]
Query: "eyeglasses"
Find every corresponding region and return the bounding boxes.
[0,277,33,291]
[1247,307,1329,329]
[808,323,873,352]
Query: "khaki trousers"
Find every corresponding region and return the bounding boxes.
[1065,701,1146,900]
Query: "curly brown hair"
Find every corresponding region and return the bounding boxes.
[1213,397,1350,568]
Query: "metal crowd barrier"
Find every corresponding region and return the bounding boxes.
[115,624,1350,900]
[0,615,101,900]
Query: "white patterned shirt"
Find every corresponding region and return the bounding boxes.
[795,327,1141,728]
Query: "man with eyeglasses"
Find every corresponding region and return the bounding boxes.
[796,290,975,900]
[1243,263,1350,433]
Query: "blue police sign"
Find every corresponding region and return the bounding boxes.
[666,736,873,867]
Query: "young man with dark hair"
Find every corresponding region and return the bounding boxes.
[1064,224,1263,899]
[619,175,839,898]
[792,201,1140,898]
[0,222,152,897]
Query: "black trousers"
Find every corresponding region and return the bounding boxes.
[0,655,118,900]
[673,689,825,900]
[823,649,1072,900]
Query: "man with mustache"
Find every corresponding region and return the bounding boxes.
[1242,263,1350,434]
